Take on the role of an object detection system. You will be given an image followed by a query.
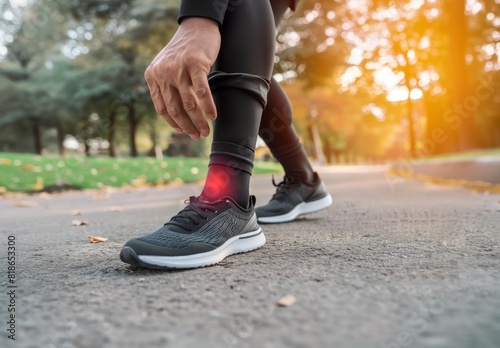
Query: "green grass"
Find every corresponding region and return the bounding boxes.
[0,153,282,193]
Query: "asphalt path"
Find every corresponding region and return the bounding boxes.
[1,166,499,348]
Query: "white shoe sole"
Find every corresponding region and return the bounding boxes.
[257,194,333,224]
[136,228,265,269]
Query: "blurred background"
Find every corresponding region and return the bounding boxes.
[0,0,499,191]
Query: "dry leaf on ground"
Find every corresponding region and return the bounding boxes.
[72,220,89,226]
[38,192,51,199]
[109,206,123,212]
[276,294,297,307]
[72,210,83,216]
[88,235,108,243]
[93,192,110,200]
[11,201,38,208]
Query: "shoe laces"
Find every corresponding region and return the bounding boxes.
[166,196,220,231]
[271,175,298,201]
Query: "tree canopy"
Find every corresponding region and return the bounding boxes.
[1,0,499,161]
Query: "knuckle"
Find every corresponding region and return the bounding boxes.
[194,87,208,98]
[155,107,167,115]
[166,105,180,118]
[183,100,197,111]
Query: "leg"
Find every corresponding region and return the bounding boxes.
[259,78,315,183]
[201,0,276,207]
[120,0,276,269]
[255,0,333,223]
[259,0,314,184]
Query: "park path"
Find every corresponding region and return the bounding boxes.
[1,166,499,348]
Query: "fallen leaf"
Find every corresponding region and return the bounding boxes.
[12,201,38,208]
[109,206,123,212]
[0,158,12,165]
[38,192,51,199]
[88,235,108,243]
[276,294,297,307]
[32,176,44,191]
[131,175,147,187]
[93,192,110,200]
[72,210,83,216]
[72,220,89,226]
[21,164,35,171]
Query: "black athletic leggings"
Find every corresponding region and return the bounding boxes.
[202,0,312,204]
[208,0,305,169]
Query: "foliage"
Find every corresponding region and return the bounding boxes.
[0,0,499,161]
[0,152,282,192]
[277,0,500,160]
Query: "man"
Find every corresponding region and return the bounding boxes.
[120,0,332,269]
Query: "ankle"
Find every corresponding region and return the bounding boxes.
[201,164,250,207]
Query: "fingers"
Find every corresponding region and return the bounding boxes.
[177,84,211,138]
[150,84,183,133]
[190,68,217,121]
[145,63,215,140]
[163,86,201,140]
[145,69,182,133]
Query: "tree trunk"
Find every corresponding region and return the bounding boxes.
[127,102,138,157]
[56,123,64,156]
[424,94,450,155]
[32,120,42,155]
[444,0,477,151]
[403,56,416,158]
[308,112,326,164]
[108,109,117,157]
[146,125,164,160]
[84,142,91,156]
[310,122,325,164]
[323,139,332,164]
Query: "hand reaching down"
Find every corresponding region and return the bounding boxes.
[145,18,221,140]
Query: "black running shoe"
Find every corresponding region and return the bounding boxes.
[255,172,332,224]
[120,195,264,269]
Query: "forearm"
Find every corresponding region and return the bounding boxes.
[178,0,230,27]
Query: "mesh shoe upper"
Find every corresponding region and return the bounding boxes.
[255,173,328,218]
[124,196,259,256]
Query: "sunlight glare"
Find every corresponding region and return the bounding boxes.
[374,66,402,90]
[340,66,362,89]
[9,0,29,6]
[348,47,364,65]
[387,87,423,102]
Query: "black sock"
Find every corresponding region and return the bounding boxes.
[201,164,250,207]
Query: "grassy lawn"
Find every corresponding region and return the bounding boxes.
[0,152,282,193]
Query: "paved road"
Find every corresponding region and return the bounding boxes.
[395,155,500,184]
[1,166,499,348]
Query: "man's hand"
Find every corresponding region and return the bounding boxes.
[145,18,221,140]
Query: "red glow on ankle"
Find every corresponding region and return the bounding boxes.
[202,167,232,201]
